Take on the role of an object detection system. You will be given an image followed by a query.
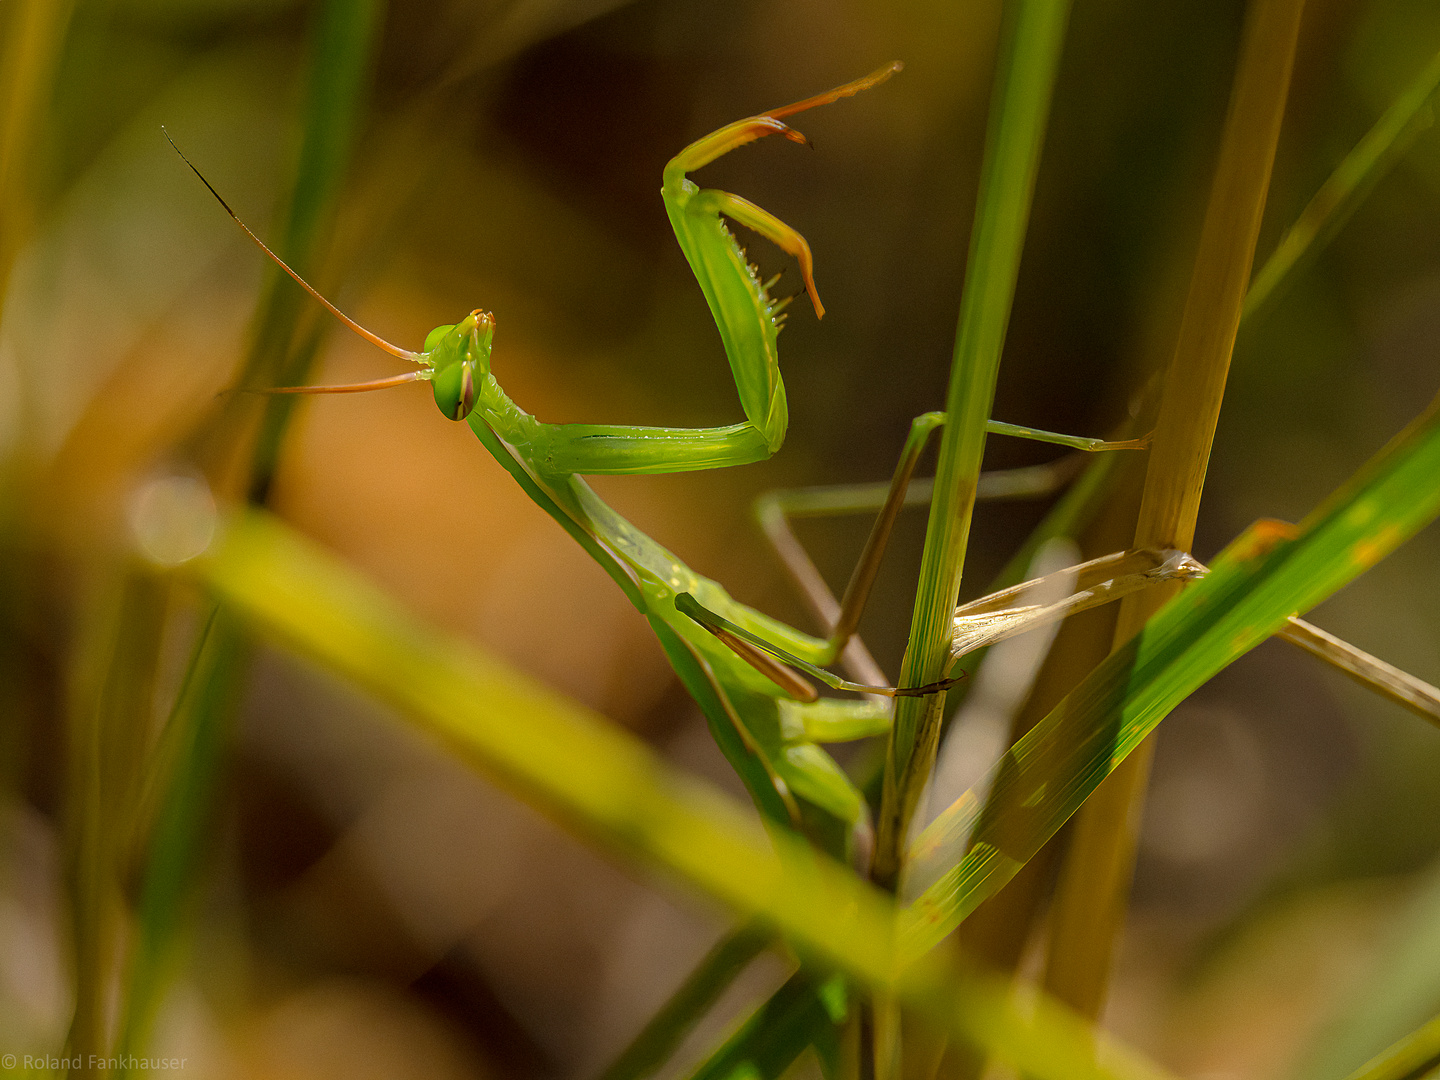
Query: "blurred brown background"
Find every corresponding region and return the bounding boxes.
[4,0,1440,1077]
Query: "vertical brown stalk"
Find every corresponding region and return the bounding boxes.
[0,0,75,312]
[1041,0,1307,1022]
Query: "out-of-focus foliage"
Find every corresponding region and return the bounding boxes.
[5,0,1440,1078]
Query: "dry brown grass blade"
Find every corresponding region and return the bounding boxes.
[1279,618,1440,724]
[1040,0,1308,1023]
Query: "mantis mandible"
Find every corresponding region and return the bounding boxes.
[172,63,1148,856]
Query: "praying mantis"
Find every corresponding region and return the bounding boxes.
[172,63,1169,857]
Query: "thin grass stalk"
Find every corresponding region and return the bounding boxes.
[64,572,168,1079]
[1244,43,1440,321]
[872,0,1073,893]
[1042,0,1307,1022]
[108,0,387,1064]
[114,611,249,1072]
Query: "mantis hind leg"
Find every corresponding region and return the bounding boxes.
[779,697,892,743]
[753,412,1151,672]
[753,411,948,680]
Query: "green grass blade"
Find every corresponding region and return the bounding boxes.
[239,0,388,503]
[1245,44,1440,321]
[180,507,1175,1080]
[598,924,772,1080]
[115,610,249,1071]
[874,0,1073,891]
[903,390,1440,958]
[64,572,169,1074]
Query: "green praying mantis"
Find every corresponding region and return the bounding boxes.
[171,63,1174,858]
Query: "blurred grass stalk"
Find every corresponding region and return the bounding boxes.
[0,0,75,319]
[1340,1014,1440,1080]
[60,0,387,1074]
[1042,0,1306,1025]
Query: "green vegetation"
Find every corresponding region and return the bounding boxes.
[5,2,1440,1079]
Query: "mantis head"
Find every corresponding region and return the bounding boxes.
[162,131,502,418]
[422,310,494,421]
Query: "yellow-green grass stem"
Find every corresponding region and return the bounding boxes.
[1244,44,1440,321]
[873,0,1073,893]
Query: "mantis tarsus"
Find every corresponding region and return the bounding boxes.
[171,64,1159,854]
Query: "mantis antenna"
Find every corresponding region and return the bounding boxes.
[163,127,425,395]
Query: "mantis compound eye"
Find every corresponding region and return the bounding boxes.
[423,323,457,353]
[432,359,477,421]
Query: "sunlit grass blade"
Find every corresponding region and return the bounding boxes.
[1244,44,1440,321]
[904,389,1440,958]
[598,923,772,1080]
[180,508,1175,1080]
[874,0,1073,892]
